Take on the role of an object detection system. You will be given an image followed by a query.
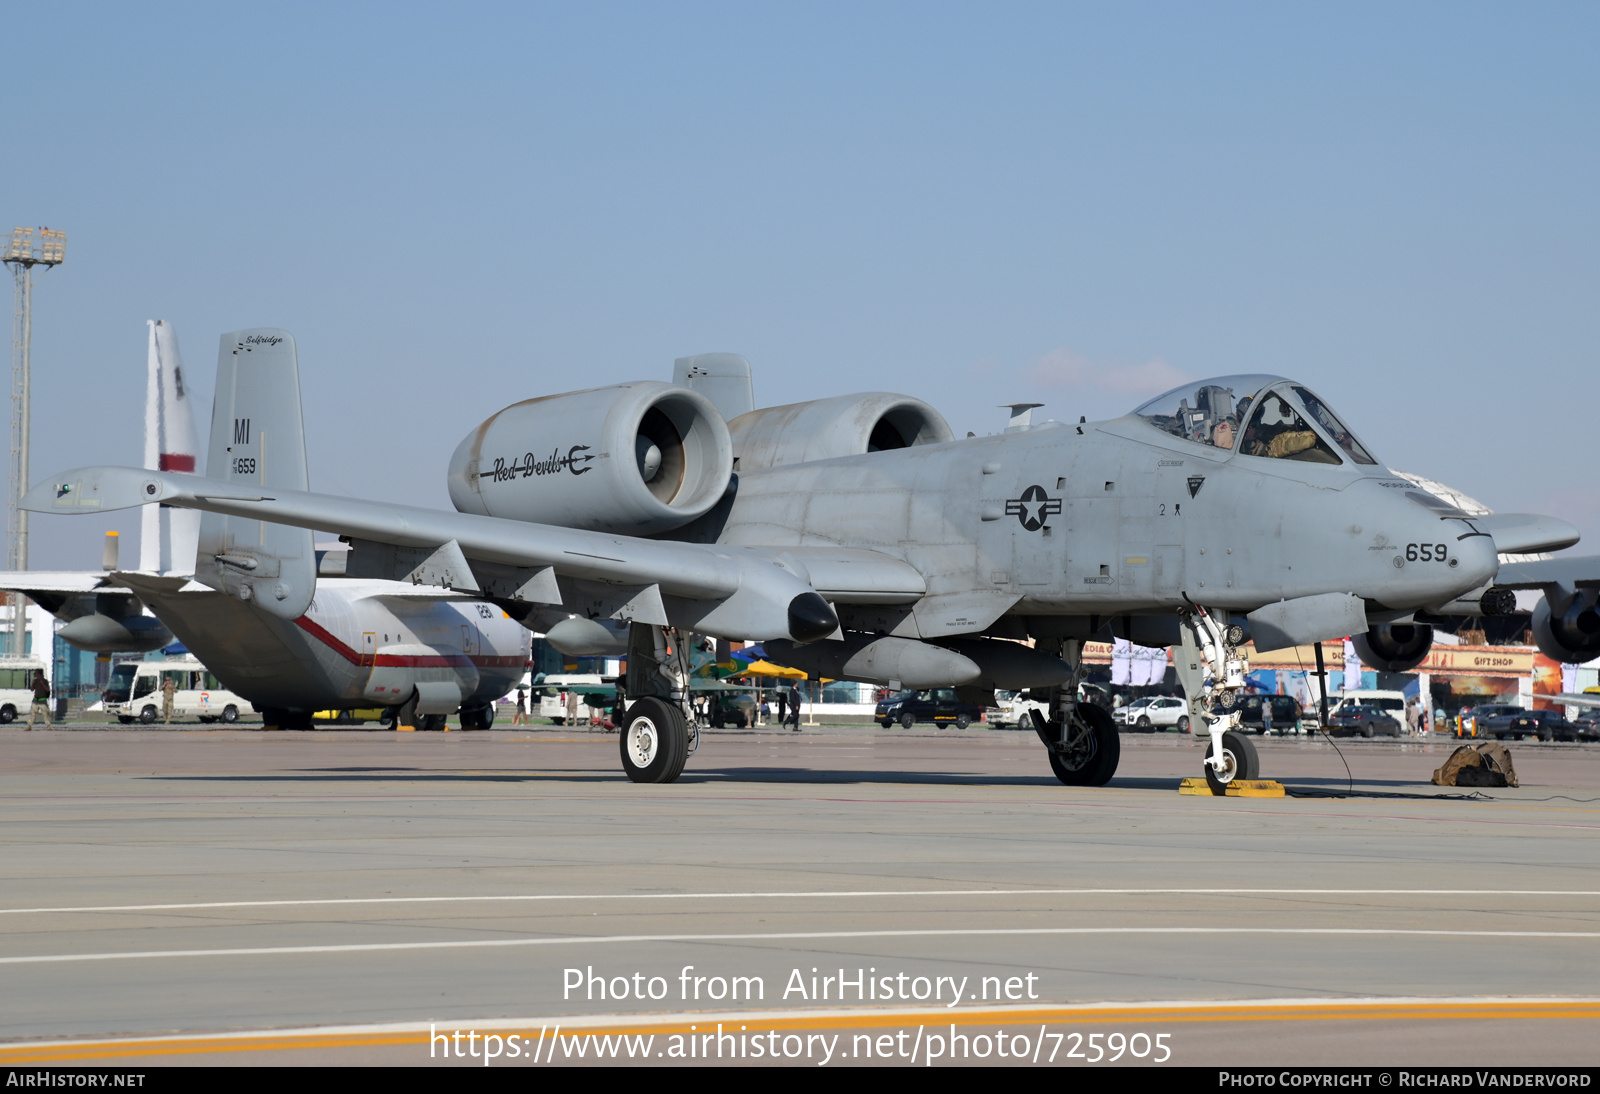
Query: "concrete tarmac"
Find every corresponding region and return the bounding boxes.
[1,723,1598,1068]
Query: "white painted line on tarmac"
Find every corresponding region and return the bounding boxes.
[1,887,1597,916]
[5,926,1600,966]
[9,994,1600,1061]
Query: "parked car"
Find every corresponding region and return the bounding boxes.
[1455,703,1519,738]
[997,685,1116,730]
[1114,696,1156,726]
[1324,690,1401,735]
[1327,703,1404,738]
[1470,704,1531,740]
[1122,695,1190,733]
[996,690,1047,730]
[1234,694,1304,735]
[1490,708,1579,742]
[876,688,985,729]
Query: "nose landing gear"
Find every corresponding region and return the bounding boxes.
[1176,605,1259,792]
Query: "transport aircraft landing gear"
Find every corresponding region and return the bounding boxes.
[1176,605,1257,792]
[261,707,314,731]
[1034,638,1121,787]
[459,704,495,730]
[618,623,699,784]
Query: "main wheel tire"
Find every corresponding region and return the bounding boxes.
[955,713,971,729]
[140,705,158,725]
[459,704,496,730]
[421,714,447,732]
[1047,704,1121,787]
[900,712,915,729]
[619,697,689,784]
[1203,730,1260,794]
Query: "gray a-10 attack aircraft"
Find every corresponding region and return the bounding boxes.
[27,331,1585,787]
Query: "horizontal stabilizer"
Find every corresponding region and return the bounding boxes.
[1473,513,1580,555]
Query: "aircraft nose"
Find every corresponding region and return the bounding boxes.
[1369,486,1500,609]
[1450,526,1499,590]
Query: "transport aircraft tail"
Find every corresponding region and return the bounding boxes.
[191,329,316,621]
[140,320,202,573]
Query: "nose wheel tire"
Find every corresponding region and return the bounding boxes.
[620,697,690,784]
[1204,729,1260,794]
[1047,704,1121,787]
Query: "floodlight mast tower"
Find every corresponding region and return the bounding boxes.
[3,227,66,657]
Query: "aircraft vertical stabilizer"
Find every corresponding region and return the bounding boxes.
[142,320,203,574]
[140,325,162,571]
[193,329,315,620]
[673,353,755,421]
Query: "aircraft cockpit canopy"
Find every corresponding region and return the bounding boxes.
[1133,376,1378,466]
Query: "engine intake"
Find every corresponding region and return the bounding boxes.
[728,392,953,471]
[1532,592,1600,664]
[448,382,733,535]
[1352,623,1434,673]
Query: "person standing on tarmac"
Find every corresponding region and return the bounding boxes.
[161,676,177,724]
[25,669,50,730]
[786,683,803,731]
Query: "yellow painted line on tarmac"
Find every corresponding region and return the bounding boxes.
[5,998,1600,1064]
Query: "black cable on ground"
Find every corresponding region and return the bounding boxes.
[1294,646,1352,796]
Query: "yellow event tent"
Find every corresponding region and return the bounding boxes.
[735,660,814,681]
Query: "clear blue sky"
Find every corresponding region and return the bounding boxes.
[9,2,1598,568]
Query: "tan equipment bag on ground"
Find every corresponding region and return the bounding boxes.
[1432,742,1519,788]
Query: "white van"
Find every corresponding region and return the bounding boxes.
[0,657,49,723]
[1328,690,1408,733]
[104,656,250,724]
[531,674,611,724]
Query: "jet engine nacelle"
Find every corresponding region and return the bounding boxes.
[448,382,733,535]
[1352,623,1434,673]
[1531,592,1600,665]
[55,612,173,654]
[728,392,954,471]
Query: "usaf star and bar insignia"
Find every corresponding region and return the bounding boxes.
[1005,485,1062,532]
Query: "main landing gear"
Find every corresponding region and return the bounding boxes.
[617,623,699,783]
[1033,637,1121,786]
[1175,604,1260,793]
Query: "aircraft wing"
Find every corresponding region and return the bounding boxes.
[1552,693,1600,710]
[24,467,924,642]
[0,571,132,596]
[1493,555,1600,590]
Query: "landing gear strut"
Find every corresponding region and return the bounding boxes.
[1175,604,1258,792]
[618,622,699,784]
[1033,637,1120,786]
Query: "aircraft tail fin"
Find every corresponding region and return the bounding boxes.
[673,353,755,421]
[192,329,316,620]
[141,320,203,574]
